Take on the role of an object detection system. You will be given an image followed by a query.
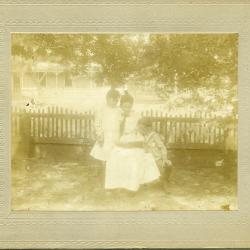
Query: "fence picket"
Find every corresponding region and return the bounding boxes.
[38,108,41,138]
[198,111,202,144]
[41,109,45,138]
[195,112,198,143]
[88,111,92,139]
[84,111,88,138]
[69,109,73,138]
[51,106,55,138]
[191,112,195,143]
[60,107,63,138]
[80,113,83,138]
[169,114,173,143]
[65,108,69,138]
[183,113,187,144]
[207,113,211,144]
[74,110,78,138]
[200,111,205,144]
[55,106,58,138]
[47,107,51,138]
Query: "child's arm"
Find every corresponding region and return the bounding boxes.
[116,141,144,148]
[154,134,172,166]
[94,109,104,145]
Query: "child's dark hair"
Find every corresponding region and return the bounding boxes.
[138,117,152,129]
[106,87,120,102]
[120,91,134,105]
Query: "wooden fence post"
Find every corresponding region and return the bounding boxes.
[20,109,32,158]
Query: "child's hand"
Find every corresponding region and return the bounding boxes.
[165,159,172,167]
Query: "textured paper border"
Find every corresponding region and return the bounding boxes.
[0,1,250,248]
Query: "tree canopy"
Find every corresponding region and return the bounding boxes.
[11,33,238,112]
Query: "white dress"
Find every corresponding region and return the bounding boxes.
[90,105,120,162]
[105,111,160,191]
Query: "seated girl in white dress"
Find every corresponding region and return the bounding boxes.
[90,88,121,162]
[105,92,160,192]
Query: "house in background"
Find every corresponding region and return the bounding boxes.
[12,58,101,96]
[11,58,109,109]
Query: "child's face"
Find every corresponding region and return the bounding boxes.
[121,102,133,115]
[107,97,118,108]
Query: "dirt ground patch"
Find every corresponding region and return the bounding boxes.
[11,150,237,211]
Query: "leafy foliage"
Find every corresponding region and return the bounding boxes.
[11,33,238,112]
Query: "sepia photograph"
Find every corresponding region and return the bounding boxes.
[11,33,238,211]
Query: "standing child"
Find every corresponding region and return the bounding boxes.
[105,91,160,192]
[90,88,121,163]
[138,117,173,192]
